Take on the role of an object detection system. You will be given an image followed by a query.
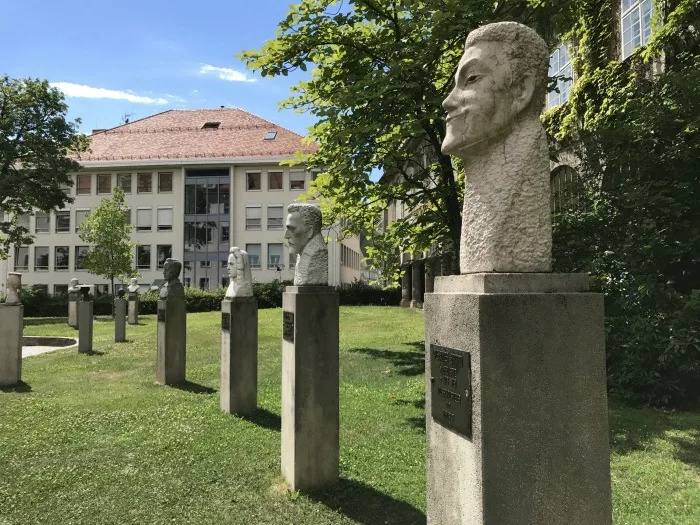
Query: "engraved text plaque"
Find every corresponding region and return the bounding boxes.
[221,312,231,332]
[283,311,294,343]
[157,308,166,323]
[430,344,472,438]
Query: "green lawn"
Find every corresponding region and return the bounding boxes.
[1,307,698,524]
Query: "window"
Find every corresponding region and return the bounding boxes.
[137,173,152,193]
[246,172,261,191]
[54,284,68,296]
[268,171,283,190]
[245,206,262,230]
[550,165,581,213]
[219,183,230,214]
[118,173,132,193]
[622,0,653,59]
[199,277,210,289]
[157,207,173,232]
[268,243,283,269]
[264,130,277,140]
[35,212,50,233]
[55,246,69,270]
[14,246,29,271]
[97,174,111,194]
[157,245,172,269]
[55,211,70,233]
[266,205,283,230]
[202,122,220,129]
[35,247,49,271]
[75,209,90,232]
[137,245,151,270]
[289,170,306,190]
[95,284,109,296]
[289,252,296,269]
[17,214,30,232]
[123,208,131,224]
[220,223,230,243]
[220,260,228,268]
[77,174,91,195]
[136,208,152,232]
[75,246,89,270]
[200,260,212,268]
[246,244,261,269]
[547,44,572,108]
[158,172,173,192]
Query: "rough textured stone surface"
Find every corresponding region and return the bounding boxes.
[411,262,424,308]
[114,298,126,342]
[442,22,552,273]
[156,298,186,385]
[128,293,139,325]
[225,247,254,299]
[220,297,257,414]
[424,277,612,525]
[285,204,328,286]
[78,301,93,354]
[435,273,589,294]
[400,265,412,307]
[159,258,185,299]
[68,292,79,329]
[281,286,339,491]
[0,304,23,386]
[5,273,21,305]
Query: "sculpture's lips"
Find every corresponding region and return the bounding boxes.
[445,109,468,123]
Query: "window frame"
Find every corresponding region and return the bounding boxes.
[547,43,572,109]
[267,205,284,230]
[157,244,172,269]
[137,172,153,194]
[157,206,173,232]
[75,208,90,233]
[35,212,50,233]
[74,246,89,271]
[118,173,132,194]
[245,205,262,231]
[289,170,306,191]
[246,243,262,269]
[13,246,29,271]
[97,173,112,195]
[55,211,71,233]
[77,174,91,195]
[34,246,49,271]
[268,170,283,191]
[136,245,152,270]
[621,0,653,60]
[158,172,173,193]
[54,246,69,271]
[246,171,262,191]
[136,207,152,232]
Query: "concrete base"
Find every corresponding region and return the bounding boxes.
[0,304,23,386]
[78,301,93,354]
[128,294,139,325]
[115,298,126,342]
[281,286,339,492]
[68,293,79,329]
[156,298,186,385]
[220,297,258,415]
[425,273,611,525]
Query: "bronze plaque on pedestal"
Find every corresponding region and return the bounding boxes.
[157,308,166,323]
[221,312,231,332]
[430,344,472,438]
[283,311,294,343]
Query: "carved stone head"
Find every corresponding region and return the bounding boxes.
[225,247,254,298]
[442,22,549,157]
[163,258,182,282]
[285,203,322,256]
[5,273,21,305]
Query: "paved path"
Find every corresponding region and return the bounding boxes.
[23,342,78,358]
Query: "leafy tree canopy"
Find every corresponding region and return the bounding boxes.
[239,0,575,277]
[0,76,89,256]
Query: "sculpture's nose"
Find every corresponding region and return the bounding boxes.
[442,88,459,115]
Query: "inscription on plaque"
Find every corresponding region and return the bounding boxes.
[283,311,294,343]
[221,312,231,332]
[430,344,472,438]
[157,308,166,323]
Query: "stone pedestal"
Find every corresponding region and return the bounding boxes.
[0,304,23,386]
[281,286,339,491]
[78,301,93,354]
[400,264,412,307]
[68,292,79,329]
[115,298,126,342]
[220,297,258,415]
[425,274,611,525]
[128,293,139,325]
[425,260,436,295]
[410,261,425,308]
[156,298,186,385]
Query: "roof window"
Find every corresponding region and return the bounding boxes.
[202,122,221,129]
[264,130,278,140]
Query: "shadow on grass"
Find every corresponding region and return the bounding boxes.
[81,350,106,356]
[240,408,281,432]
[347,341,425,376]
[610,403,700,471]
[174,380,217,394]
[0,381,33,393]
[393,395,426,434]
[309,477,425,525]
[23,317,68,326]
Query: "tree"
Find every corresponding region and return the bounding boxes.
[78,186,139,305]
[239,0,574,276]
[0,76,89,256]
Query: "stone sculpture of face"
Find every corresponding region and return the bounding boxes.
[285,212,312,255]
[227,252,238,280]
[163,260,179,282]
[442,41,527,156]
[131,278,138,286]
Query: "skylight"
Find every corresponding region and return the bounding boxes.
[202,121,221,129]
[264,130,278,140]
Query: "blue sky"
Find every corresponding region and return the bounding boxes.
[0,0,315,135]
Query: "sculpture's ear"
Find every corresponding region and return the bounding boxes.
[511,73,536,115]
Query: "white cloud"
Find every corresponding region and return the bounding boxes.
[50,82,168,104]
[199,64,256,83]
[165,93,187,103]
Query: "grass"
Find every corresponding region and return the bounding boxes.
[0,307,698,524]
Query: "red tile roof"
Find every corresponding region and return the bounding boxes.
[80,108,317,162]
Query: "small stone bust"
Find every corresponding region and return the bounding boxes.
[285,203,328,286]
[225,247,254,299]
[68,278,80,294]
[159,258,185,299]
[5,272,22,305]
[127,278,139,294]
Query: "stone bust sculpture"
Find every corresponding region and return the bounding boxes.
[68,278,80,293]
[285,203,328,286]
[442,21,552,273]
[5,273,21,305]
[127,278,139,293]
[225,247,254,299]
[159,258,185,299]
